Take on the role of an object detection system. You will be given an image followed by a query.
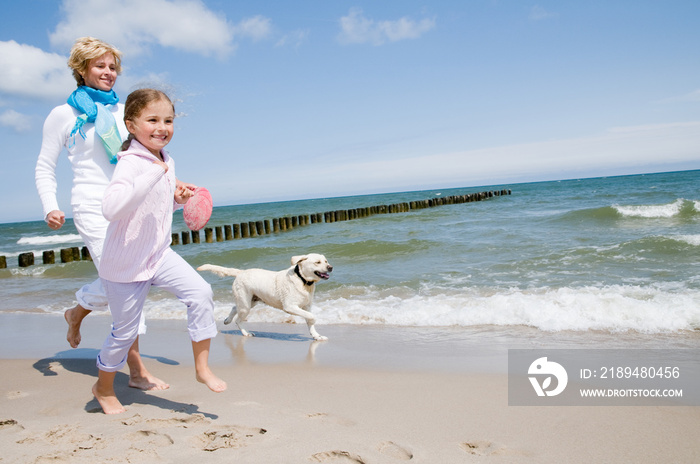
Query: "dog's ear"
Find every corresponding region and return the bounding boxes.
[291,255,308,265]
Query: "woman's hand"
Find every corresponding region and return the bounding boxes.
[46,210,65,230]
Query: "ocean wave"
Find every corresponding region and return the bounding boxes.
[667,235,700,247]
[17,234,83,246]
[139,284,700,334]
[558,205,620,222]
[562,199,699,223]
[608,234,700,258]
[8,266,48,277]
[613,198,697,219]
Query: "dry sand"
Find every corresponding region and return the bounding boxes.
[1,314,699,463]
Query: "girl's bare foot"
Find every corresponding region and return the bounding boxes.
[92,382,126,414]
[129,373,170,391]
[196,368,227,393]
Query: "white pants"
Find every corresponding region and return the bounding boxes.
[73,201,147,333]
[71,201,109,311]
[97,250,217,372]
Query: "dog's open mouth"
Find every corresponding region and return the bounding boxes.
[315,271,331,280]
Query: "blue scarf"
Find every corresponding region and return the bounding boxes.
[67,86,122,164]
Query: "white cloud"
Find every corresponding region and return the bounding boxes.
[276,29,309,49]
[0,40,75,100]
[659,89,700,103]
[0,109,32,132]
[234,15,273,42]
[409,121,700,184]
[235,121,700,201]
[684,90,700,101]
[530,5,558,21]
[338,8,435,46]
[49,0,245,58]
[118,71,176,96]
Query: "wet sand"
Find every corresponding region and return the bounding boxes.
[1,313,699,463]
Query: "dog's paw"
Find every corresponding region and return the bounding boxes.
[313,335,329,341]
[223,318,232,325]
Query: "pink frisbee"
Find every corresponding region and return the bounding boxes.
[183,187,213,231]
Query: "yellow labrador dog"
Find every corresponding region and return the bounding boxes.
[197,254,333,341]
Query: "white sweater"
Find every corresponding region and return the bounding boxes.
[35,102,127,218]
[99,140,179,283]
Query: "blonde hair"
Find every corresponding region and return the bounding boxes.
[121,88,175,151]
[67,37,123,86]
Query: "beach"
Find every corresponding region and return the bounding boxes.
[2,313,699,463]
[2,171,700,462]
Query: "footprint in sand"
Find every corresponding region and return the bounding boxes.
[128,429,175,448]
[18,425,104,453]
[310,450,366,463]
[459,440,505,456]
[121,413,145,426]
[193,425,267,452]
[121,412,209,428]
[377,441,413,460]
[47,426,103,450]
[306,411,356,427]
[0,418,24,431]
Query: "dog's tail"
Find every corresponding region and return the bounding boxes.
[196,264,242,278]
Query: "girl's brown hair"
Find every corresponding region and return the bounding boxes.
[67,37,122,86]
[121,88,175,151]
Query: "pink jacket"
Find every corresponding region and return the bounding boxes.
[99,140,179,283]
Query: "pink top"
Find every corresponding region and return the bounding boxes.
[99,140,179,283]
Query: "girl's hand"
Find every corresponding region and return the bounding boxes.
[174,184,195,204]
[176,179,196,192]
[46,210,65,230]
[153,159,168,172]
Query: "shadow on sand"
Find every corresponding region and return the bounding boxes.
[32,348,217,419]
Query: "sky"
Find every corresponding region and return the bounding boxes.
[1,0,699,223]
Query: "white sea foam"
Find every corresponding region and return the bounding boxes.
[10,266,47,277]
[612,199,685,218]
[17,234,83,246]
[669,235,700,246]
[140,284,700,334]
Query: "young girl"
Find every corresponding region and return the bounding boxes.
[93,88,226,414]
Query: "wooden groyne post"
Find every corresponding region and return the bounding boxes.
[10,246,91,269]
[4,189,511,267]
[167,188,511,245]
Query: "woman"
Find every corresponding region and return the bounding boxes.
[35,37,169,391]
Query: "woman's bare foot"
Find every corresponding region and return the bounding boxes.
[92,382,126,414]
[126,337,168,390]
[129,373,170,391]
[64,305,91,348]
[196,368,227,393]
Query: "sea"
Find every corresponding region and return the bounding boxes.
[2,170,699,352]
